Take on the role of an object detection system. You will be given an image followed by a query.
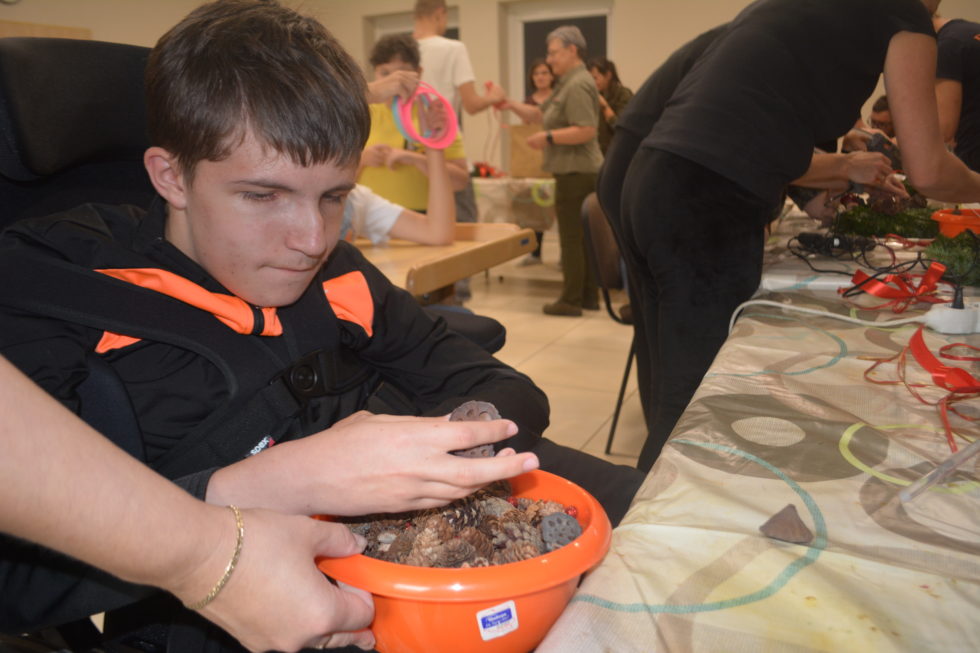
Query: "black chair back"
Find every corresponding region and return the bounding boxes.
[0,37,154,228]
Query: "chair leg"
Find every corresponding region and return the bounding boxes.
[605,337,636,455]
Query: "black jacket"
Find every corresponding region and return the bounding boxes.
[0,199,549,633]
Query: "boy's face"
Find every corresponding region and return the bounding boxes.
[374,56,419,80]
[163,131,356,307]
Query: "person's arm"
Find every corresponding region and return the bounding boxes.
[385,148,470,191]
[206,411,539,516]
[500,99,544,124]
[366,70,419,104]
[884,32,980,202]
[935,78,962,147]
[526,125,598,150]
[793,151,907,196]
[458,80,506,115]
[0,356,375,652]
[599,87,633,127]
[388,148,456,245]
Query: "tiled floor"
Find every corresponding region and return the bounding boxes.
[463,227,645,467]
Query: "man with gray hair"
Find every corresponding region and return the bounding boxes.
[504,24,602,316]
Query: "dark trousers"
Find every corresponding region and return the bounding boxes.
[613,148,775,472]
[553,172,599,307]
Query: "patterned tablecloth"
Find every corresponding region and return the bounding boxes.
[538,211,980,652]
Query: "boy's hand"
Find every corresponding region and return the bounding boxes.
[367,70,419,103]
[295,412,539,515]
[360,144,392,168]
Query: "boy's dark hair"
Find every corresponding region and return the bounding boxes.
[872,95,889,113]
[368,34,421,70]
[145,0,369,177]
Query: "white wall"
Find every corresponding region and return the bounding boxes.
[4,0,980,168]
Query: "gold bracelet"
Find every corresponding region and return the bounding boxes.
[184,505,245,611]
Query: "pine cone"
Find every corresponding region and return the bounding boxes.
[476,479,512,499]
[492,540,540,565]
[404,521,445,567]
[440,497,481,530]
[421,514,456,542]
[437,538,477,567]
[492,518,543,553]
[379,526,417,564]
[479,496,515,519]
[458,526,494,560]
[461,556,491,568]
[524,500,565,526]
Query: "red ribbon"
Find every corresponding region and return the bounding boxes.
[842,261,947,312]
[908,327,980,394]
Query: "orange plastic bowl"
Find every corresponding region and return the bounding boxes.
[931,208,980,237]
[316,470,611,653]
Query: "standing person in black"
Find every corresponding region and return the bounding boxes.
[597,24,728,434]
[934,12,980,171]
[606,0,980,473]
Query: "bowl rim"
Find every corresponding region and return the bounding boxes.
[316,469,612,602]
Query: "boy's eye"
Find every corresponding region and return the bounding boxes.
[243,191,276,202]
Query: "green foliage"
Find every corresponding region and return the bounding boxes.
[925,233,980,287]
[833,205,939,238]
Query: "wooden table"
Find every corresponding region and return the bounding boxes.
[356,222,536,299]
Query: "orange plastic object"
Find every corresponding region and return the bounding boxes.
[316,470,612,653]
[931,208,980,237]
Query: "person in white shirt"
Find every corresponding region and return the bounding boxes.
[348,148,456,246]
[412,0,505,117]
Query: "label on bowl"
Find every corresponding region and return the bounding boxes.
[476,600,519,641]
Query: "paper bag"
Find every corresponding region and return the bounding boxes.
[507,123,550,179]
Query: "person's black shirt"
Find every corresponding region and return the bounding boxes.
[644,0,934,205]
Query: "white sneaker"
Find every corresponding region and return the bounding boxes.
[518,254,542,267]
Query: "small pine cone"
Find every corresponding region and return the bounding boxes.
[405,542,445,568]
[498,507,532,527]
[440,497,481,530]
[492,519,543,553]
[474,479,512,500]
[403,522,444,567]
[478,514,501,539]
[461,556,491,568]
[458,526,494,560]
[479,497,515,519]
[516,497,533,511]
[525,500,565,526]
[492,540,540,565]
[437,537,477,567]
[379,527,417,564]
[421,515,456,542]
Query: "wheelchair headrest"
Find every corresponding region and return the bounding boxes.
[0,37,150,181]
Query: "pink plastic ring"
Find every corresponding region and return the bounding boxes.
[390,81,458,150]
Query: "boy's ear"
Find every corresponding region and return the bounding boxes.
[143,147,188,210]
